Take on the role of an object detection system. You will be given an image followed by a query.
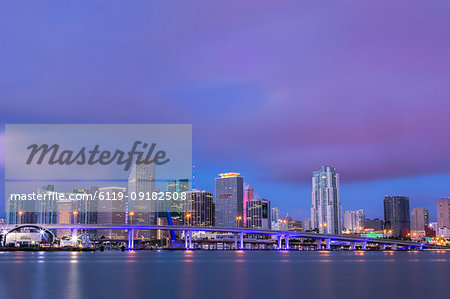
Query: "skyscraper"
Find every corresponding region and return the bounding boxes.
[311,166,342,235]
[97,187,127,239]
[184,190,214,227]
[246,198,271,230]
[37,185,58,225]
[343,210,365,233]
[243,185,254,227]
[436,198,450,229]
[411,207,429,231]
[215,172,244,227]
[128,159,156,240]
[384,196,410,237]
[271,207,281,230]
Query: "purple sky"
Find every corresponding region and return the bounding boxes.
[1,1,450,220]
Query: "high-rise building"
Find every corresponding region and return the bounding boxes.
[282,216,303,232]
[163,179,190,238]
[246,198,271,230]
[97,187,127,239]
[37,185,58,225]
[384,196,411,237]
[343,210,365,233]
[271,207,281,230]
[311,166,342,235]
[8,185,53,225]
[411,207,429,231]
[364,218,384,231]
[57,193,76,238]
[304,219,312,232]
[184,190,214,227]
[72,187,99,226]
[243,185,254,227]
[215,172,244,227]
[271,207,280,223]
[437,198,450,229]
[128,160,156,240]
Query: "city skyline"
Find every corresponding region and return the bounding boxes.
[1,2,449,298]
[1,1,450,221]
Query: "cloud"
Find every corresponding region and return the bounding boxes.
[1,0,449,186]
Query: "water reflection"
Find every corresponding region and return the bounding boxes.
[0,251,448,299]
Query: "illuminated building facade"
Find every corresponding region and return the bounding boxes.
[243,185,254,227]
[311,166,342,235]
[343,209,365,233]
[97,187,127,239]
[184,190,214,227]
[411,207,429,231]
[384,196,410,237]
[215,173,244,227]
[128,160,156,240]
[437,198,450,229]
[246,198,271,230]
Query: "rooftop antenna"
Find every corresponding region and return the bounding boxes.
[192,163,195,190]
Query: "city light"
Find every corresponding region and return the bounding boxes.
[218,172,240,178]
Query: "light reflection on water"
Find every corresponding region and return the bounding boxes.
[0,251,448,299]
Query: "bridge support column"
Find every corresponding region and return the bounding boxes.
[239,232,244,250]
[391,244,397,251]
[350,242,356,250]
[71,229,77,240]
[184,230,189,249]
[361,241,367,250]
[277,235,282,250]
[188,230,192,249]
[234,234,238,249]
[316,239,322,250]
[325,239,331,250]
[380,244,386,251]
[128,229,135,249]
[285,235,290,250]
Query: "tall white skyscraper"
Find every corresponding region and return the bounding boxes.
[128,159,156,240]
[311,166,342,235]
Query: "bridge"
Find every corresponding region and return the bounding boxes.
[1,223,430,250]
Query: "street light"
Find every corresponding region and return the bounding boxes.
[186,213,192,226]
[73,211,78,225]
[18,211,23,224]
[129,212,134,225]
[236,216,242,227]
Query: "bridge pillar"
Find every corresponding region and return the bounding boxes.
[128,229,135,249]
[350,242,356,250]
[380,244,386,251]
[234,234,238,249]
[325,239,331,250]
[239,232,244,250]
[391,244,397,251]
[361,241,367,250]
[285,235,290,250]
[184,230,189,249]
[316,239,322,250]
[277,235,282,250]
[71,229,77,239]
[188,230,193,249]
